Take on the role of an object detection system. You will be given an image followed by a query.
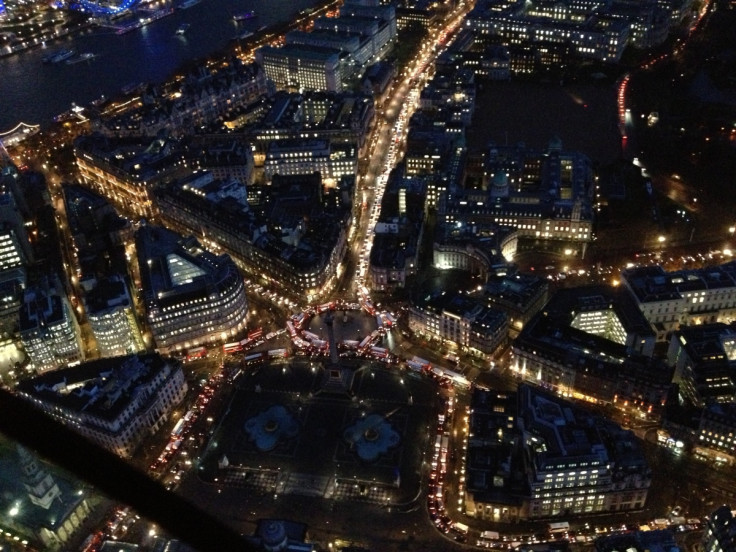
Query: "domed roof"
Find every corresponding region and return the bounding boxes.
[548,135,563,152]
[491,172,509,188]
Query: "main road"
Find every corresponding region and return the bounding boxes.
[335,2,472,300]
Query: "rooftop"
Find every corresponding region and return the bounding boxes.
[17,354,172,422]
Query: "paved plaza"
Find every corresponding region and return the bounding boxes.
[199,357,440,506]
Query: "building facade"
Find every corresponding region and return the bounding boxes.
[465,385,652,520]
[263,139,357,183]
[257,45,346,92]
[408,293,509,360]
[520,385,650,517]
[17,354,187,458]
[19,280,84,373]
[704,506,736,552]
[135,224,249,352]
[667,323,736,407]
[511,286,672,413]
[85,275,146,358]
[74,134,187,220]
[154,173,351,301]
[621,263,736,341]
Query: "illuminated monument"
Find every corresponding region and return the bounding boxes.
[317,310,355,396]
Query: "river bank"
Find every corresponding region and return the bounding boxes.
[0,0,336,131]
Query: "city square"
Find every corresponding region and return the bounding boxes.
[199,356,440,508]
[0,0,735,548]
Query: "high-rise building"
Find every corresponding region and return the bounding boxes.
[135,224,248,352]
[19,278,84,373]
[0,172,33,335]
[85,275,146,357]
[704,505,736,552]
[0,222,28,333]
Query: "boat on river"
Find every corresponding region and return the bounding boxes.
[42,48,76,64]
[65,52,97,64]
[233,10,255,21]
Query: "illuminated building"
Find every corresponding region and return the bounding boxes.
[264,139,357,183]
[85,275,146,358]
[19,278,84,373]
[316,0,396,56]
[466,0,630,63]
[621,262,736,341]
[0,173,33,334]
[74,133,187,219]
[464,389,523,521]
[432,223,515,279]
[442,138,595,248]
[667,323,736,407]
[154,172,351,300]
[184,139,255,186]
[368,169,424,291]
[239,91,374,152]
[0,221,29,333]
[94,62,267,138]
[696,403,736,463]
[286,29,374,66]
[465,385,651,520]
[62,183,133,292]
[258,5,396,92]
[135,224,248,352]
[256,45,347,92]
[408,292,509,360]
[704,506,736,552]
[0,445,92,550]
[511,285,672,412]
[16,353,187,458]
[418,69,476,125]
[475,271,549,337]
[396,6,439,29]
[521,385,651,517]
